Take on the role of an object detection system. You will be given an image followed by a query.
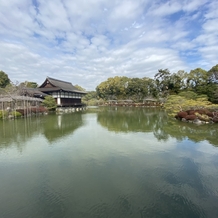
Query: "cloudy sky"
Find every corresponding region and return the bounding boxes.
[0,0,217,90]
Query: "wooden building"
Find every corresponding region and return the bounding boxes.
[38,77,87,107]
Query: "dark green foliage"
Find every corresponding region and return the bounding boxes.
[178,91,198,100]
[208,64,218,84]
[96,76,157,101]
[42,96,57,110]
[0,71,10,88]
[82,91,98,105]
[95,64,218,105]
[154,69,171,97]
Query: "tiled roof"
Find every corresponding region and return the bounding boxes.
[22,88,48,97]
[39,77,87,94]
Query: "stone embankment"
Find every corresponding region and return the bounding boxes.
[175,109,218,124]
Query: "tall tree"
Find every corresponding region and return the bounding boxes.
[126,78,147,101]
[208,64,218,84]
[154,69,171,97]
[0,71,10,88]
[206,65,218,103]
[96,76,129,100]
[186,68,208,92]
[168,70,187,94]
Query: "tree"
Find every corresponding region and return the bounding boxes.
[42,96,57,110]
[74,85,86,91]
[186,68,208,93]
[178,91,197,100]
[18,81,38,88]
[126,78,148,101]
[96,76,129,100]
[26,81,38,88]
[82,91,98,105]
[154,69,171,97]
[0,71,10,88]
[208,64,218,84]
[167,70,187,94]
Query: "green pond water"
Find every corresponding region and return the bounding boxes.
[0,107,218,218]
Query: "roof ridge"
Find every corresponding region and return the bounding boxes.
[47,76,72,85]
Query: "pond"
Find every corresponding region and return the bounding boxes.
[0,107,218,218]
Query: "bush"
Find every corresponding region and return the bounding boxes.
[164,94,217,117]
[11,111,22,118]
[42,96,57,110]
[0,110,8,119]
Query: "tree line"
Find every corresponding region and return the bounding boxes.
[95,64,218,104]
[1,64,218,105]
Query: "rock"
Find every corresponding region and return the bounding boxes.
[181,118,187,122]
[212,117,218,123]
[193,119,202,124]
[175,109,218,124]
[186,110,195,115]
[177,111,188,119]
[185,115,197,120]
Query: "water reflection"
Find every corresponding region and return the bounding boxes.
[0,118,43,152]
[97,107,218,146]
[42,113,84,143]
[164,120,218,146]
[1,108,218,218]
[97,107,168,132]
[0,112,84,151]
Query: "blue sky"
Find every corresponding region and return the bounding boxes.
[0,0,217,90]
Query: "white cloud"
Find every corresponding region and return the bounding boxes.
[0,0,217,90]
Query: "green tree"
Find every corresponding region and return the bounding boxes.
[208,64,218,84]
[42,96,57,110]
[203,64,218,103]
[18,81,38,88]
[96,76,158,101]
[26,81,38,88]
[74,85,86,91]
[154,69,171,97]
[0,71,10,88]
[82,91,98,105]
[96,76,129,100]
[186,68,208,93]
[144,77,158,98]
[126,78,148,101]
[178,91,198,100]
[168,70,187,94]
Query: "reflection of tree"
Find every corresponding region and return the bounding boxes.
[0,118,43,153]
[97,107,218,147]
[97,107,168,133]
[0,113,85,151]
[162,120,218,146]
[42,113,84,143]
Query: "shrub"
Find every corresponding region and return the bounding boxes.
[164,94,218,117]
[42,96,57,110]
[11,111,22,118]
[0,110,8,119]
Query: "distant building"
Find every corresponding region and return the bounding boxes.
[38,77,87,107]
